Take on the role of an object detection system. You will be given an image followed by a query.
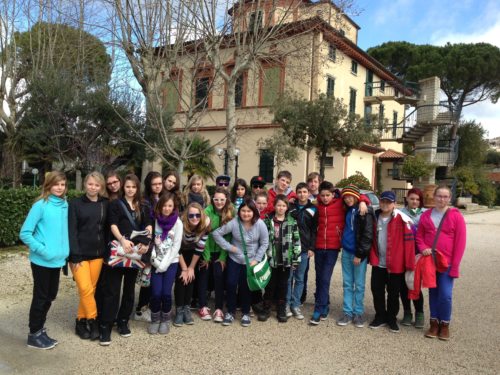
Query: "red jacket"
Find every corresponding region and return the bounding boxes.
[369,209,415,273]
[408,251,448,300]
[265,187,297,216]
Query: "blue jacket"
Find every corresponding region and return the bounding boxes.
[20,195,69,268]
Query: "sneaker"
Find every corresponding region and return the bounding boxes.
[183,306,194,325]
[336,314,352,326]
[134,306,152,322]
[117,320,131,337]
[290,307,304,320]
[320,306,329,321]
[414,312,425,329]
[222,313,234,326]
[241,314,251,327]
[309,311,321,325]
[213,309,224,323]
[198,307,212,321]
[27,329,55,350]
[401,311,413,326]
[353,314,366,328]
[42,328,58,346]
[99,324,111,346]
[285,305,293,318]
[389,321,400,333]
[369,318,387,329]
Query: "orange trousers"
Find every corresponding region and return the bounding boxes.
[71,259,103,319]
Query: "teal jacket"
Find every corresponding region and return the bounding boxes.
[20,195,69,268]
[203,204,230,263]
[265,213,301,268]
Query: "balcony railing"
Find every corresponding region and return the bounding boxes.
[365,80,421,103]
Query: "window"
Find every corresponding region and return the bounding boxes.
[235,74,244,108]
[392,111,398,136]
[323,155,334,167]
[260,65,282,106]
[326,76,335,98]
[163,80,179,113]
[380,80,386,92]
[366,70,373,96]
[351,60,358,74]
[349,88,356,114]
[259,150,274,183]
[364,104,372,127]
[379,104,385,124]
[328,44,336,61]
[195,77,210,108]
[249,11,263,31]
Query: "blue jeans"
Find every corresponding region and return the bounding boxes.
[429,267,455,322]
[314,250,339,313]
[341,251,367,316]
[286,252,309,308]
[226,258,251,315]
[150,263,178,313]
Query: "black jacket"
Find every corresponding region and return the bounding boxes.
[351,206,375,259]
[108,198,152,240]
[68,195,109,263]
[288,201,318,253]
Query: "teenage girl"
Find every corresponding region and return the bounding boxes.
[105,171,122,201]
[134,171,163,322]
[173,203,211,326]
[231,178,251,211]
[68,172,108,341]
[20,171,69,350]
[99,174,152,346]
[163,170,182,208]
[198,187,234,322]
[182,174,210,209]
[148,193,183,334]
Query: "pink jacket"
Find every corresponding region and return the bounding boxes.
[416,207,466,278]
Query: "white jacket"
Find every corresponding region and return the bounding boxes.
[151,218,183,273]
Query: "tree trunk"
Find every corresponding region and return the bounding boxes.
[225,79,237,181]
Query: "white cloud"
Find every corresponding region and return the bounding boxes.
[462,101,500,139]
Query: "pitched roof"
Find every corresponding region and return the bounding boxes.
[379,149,406,161]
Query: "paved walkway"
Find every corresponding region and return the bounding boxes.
[0,211,499,374]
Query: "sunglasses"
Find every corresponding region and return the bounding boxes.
[252,184,264,189]
[188,213,202,219]
[218,181,229,186]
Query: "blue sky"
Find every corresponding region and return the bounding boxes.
[351,0,500,138]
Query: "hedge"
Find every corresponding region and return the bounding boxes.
[0,188,82,247]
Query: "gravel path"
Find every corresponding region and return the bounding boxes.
[0,210,499,375]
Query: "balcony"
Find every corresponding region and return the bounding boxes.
[365,80,421,105]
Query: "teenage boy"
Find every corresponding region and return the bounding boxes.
[310,181,369,325]
[336,185,374,328]
[369,191,415,333]
[286,183,318,319]
[306,172,322,204]
[250,176,266,198]
[266,171,297,214]
[215,175,231,189]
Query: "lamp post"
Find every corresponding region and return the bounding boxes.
[216,148,240,179]
[31,168,39,188]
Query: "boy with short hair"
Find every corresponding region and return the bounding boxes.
[250,176,266,199]
[369,191,415,333]
[266,170,297,214]
[306,172,322,204]
[286,182,318,319]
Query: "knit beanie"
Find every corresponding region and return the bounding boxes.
[341,184,360,200]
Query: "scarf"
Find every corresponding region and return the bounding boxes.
[156,211,179,240]
[189,192,205,207]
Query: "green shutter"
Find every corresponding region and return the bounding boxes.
[164,81,179,113]
[259,150,274,182]
[262,66,281,106]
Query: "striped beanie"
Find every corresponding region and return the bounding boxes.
[341,184,360,200]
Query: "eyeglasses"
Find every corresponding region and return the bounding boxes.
[188,213,202,219]
[218,181,229,186]
[213,198,227,202]
[252,184,264,189]
[106,180,120,186]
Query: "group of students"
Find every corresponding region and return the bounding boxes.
[19,168,466,350]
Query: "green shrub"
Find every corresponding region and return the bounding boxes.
[0,188,82,247]
[336,171,372,190]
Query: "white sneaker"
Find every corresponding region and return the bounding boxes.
[285,305,293,318]
[134,307,151,322]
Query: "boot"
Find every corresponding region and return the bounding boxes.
[424,318,440,338]
[438,321,450,341]
[183,305,194,325]
[277,303,288,323]
[148,311,161,334]
[75,318,90,340]
[87,318,100,341]
[173,306,184,327]
[159,311,171,335]
[99,323,112,346]
[257,302,271,322]
[252,301,266,315]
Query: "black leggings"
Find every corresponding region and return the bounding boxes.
[174,250,195,307]
[29,263,61,333]
[400,277,424,313]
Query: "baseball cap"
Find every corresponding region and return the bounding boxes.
[250,176,265,187]
[380,191,396,202]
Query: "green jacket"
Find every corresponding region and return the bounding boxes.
[203,204,230,262]
[265,213,301,268]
